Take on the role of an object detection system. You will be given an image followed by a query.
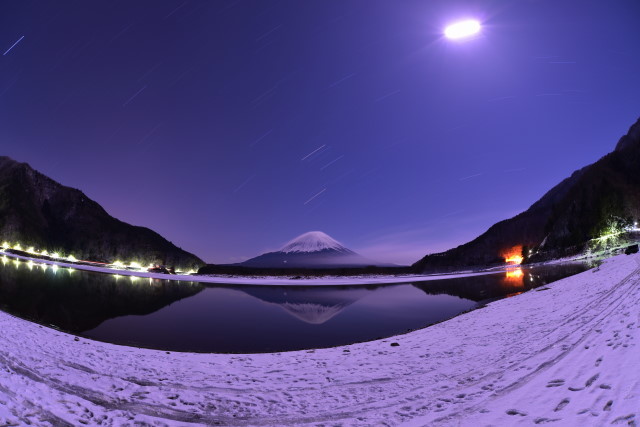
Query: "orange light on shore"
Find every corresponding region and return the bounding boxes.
[502,245,523,265]
[505,255,523,264]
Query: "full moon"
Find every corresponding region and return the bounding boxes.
[444,19,481,40]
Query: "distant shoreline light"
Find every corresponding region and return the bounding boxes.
[444,19,481,40]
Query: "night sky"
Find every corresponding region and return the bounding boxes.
[2,1,640,265]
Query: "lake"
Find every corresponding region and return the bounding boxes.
[0,256,590,353]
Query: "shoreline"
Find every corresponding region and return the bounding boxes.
[0,253,638,425]
[0,249,524,286]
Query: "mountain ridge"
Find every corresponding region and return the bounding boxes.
[413,116,640,272]
[0,156,203,270]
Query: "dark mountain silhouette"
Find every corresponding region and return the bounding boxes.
[0,156,203,269]
[413,116,640,272]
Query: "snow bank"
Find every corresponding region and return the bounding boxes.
[0,253,638,425]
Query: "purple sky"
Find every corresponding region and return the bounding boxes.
[1,1,640,265]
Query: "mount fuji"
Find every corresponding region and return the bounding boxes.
[238,231,387,269]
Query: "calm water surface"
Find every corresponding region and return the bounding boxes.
[0,257,590,352]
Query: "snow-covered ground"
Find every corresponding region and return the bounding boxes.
[0,253,638,425]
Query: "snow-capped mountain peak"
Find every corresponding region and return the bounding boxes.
[279,231,350,254]
[238,231,392,268]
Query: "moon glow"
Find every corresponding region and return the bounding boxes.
[444,19,481,40]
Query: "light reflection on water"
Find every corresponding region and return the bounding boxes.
[0,257,589,353]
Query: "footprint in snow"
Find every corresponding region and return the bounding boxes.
[554,398,570,412]
[585,373,599,387]
[534,417,561,424]
[546,379,565,388]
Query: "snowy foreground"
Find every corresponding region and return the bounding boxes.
[1,254,639,426]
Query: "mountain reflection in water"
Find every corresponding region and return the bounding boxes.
[240,287,371,324]
[412,263,590,302]
[0,257,203,332]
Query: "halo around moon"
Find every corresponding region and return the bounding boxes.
[444,19,481,40]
